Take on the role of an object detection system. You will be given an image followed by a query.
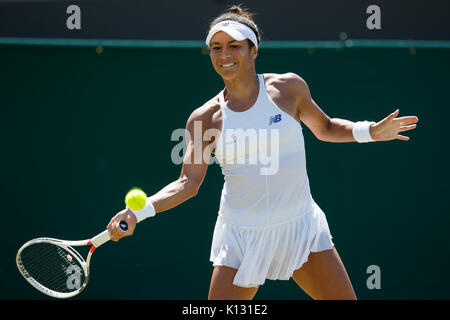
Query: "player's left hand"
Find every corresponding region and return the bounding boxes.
[370,109,419,141]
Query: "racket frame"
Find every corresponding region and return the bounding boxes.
[16,229,110,299]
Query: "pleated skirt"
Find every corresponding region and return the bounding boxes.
[209,201,334,288]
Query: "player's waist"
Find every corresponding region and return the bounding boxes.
[218,193,314,227]
[217,205,313,229]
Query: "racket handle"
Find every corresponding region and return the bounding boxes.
[91,220,129,247]
[91,230,111,247]
[119,220,128,232]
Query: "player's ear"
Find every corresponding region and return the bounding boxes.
[251,46,258,60]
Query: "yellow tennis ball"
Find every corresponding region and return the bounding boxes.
[125,188,147,211]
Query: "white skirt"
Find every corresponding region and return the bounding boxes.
[209,201,335,288]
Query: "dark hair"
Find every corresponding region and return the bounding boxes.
[208,5,262,48]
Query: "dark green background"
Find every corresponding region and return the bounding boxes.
[0,43,447,299]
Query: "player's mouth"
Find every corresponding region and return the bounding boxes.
[219,62,237,69]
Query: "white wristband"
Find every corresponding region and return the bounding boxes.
[128,198,156,223]
[352,121,376,143]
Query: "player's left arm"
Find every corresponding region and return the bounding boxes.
[286,73,419,142]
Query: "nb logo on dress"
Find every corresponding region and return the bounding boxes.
[269,114,282,125]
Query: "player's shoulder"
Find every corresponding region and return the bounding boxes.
[186,94,221,128]
[264,72,309,91]
[264,72,311,101]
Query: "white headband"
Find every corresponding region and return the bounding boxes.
[206,20,258,49]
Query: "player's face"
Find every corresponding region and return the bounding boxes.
[209,31,257,80]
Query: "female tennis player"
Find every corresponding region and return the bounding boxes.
[107,5,418,300]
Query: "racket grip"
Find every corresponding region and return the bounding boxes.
[91,230,111,247]
[91,220,129,248]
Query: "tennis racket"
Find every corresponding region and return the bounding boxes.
[16,220,128,298]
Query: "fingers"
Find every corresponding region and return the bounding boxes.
[389,109,400,120]
[107,219,123,242]
[397,116,419,125]
[379,109,418,142]
[397,135,410,141]
[391,111,418,142]
[107,210,137,242]
[396,122,417,141]
[399,124,417,132]
[107,221,119,242]
[110,221,131,241]
[107,214,120,241]
[390,109,419,125]
[381,109,400,124]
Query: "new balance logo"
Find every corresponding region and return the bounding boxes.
[269,114,282,125]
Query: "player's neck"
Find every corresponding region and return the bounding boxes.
[223,72,259,106]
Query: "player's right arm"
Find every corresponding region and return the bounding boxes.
[108,103,215,241]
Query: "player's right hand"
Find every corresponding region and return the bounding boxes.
[107,208,137,241]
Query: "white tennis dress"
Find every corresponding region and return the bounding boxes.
[210,74,334,288]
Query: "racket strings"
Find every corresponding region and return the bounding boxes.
[19,243,86,293]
